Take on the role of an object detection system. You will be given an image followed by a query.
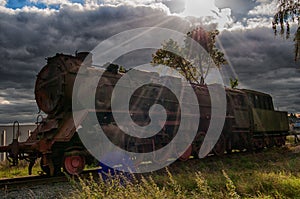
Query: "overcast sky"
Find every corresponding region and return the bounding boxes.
[0,0,299,123]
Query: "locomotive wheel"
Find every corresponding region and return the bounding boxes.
[153,145,173,164]
[274,137,281,147]
[212,134,226,156]
[63,152,85,175]
[192,132,206,158]
[280,136,286,146]
[153,151,172,164]
[152,138,173,164]
[267,137,275,148]
[40,160,50,176]
[253,138,263,150]
[132,145,147,166]
[40,157,62,176]
[178,145,192,161]
[126,137,148,166]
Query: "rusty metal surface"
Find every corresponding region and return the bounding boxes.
[36,118,58,133]
[0,145,9,153]
[35,53,89,116]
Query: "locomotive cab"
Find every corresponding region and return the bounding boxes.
[242,89,289,149]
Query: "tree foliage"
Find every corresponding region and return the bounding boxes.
[186,27,227,68]
[151,27,227,84]
[273,0,300,61]
[230,78,239,89]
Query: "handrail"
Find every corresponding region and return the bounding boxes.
[12,121,20,140]
[36,114,44,125]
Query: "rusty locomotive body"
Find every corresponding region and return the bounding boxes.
[0,52,289,176]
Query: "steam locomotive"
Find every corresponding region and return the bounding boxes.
[0,52,289,176]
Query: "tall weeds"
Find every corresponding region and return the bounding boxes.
[69,168,243,199]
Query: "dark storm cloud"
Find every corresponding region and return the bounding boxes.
[0,1,299,123]
[219,27,299,113]
[0,5,192,65]
[0,88,38,123]
[0,102,38,123]
[0,4,193,123]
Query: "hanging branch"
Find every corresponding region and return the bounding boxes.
[273,0,300,61]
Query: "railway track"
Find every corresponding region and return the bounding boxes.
[0,168,100,190]
[0,175,67,190]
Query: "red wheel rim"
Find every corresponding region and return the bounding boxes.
[178,145,192,161]
[213,134,225,156]
[153,146,173,164]
[64,155,85,175]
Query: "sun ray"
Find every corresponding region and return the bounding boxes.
[182,0,218,18]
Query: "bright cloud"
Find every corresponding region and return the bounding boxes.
[0,0,7,6]
[182,0,218,17]
[249,0,277,16]
[0,0,280,30]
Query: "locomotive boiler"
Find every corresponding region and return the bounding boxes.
[0,52,289,176]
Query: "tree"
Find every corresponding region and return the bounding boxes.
[151,27,227,84]
[273,0,300,61]
[230,78,239,89]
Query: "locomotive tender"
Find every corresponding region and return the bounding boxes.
[0,52,289,176]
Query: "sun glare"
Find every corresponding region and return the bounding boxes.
[0,99,10,105]
[183,0,218,18]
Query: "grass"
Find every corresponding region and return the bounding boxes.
[1,137,300,198]
[0,160,41,179]
[69,138,300,199]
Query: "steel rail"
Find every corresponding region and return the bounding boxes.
[0,168,100,190]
